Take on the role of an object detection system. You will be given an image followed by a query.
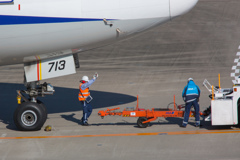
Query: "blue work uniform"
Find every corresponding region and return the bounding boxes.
[80,78,96,124]
[182,80,201,127]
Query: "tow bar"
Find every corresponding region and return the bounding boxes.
[98,96,204,128]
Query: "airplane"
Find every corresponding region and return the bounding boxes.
[0,0,199,131]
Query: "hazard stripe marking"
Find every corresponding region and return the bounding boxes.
[0,129,240,140]
[231,48,240,84]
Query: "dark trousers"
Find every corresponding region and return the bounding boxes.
[81,101,92,123]
[183,99,200,126]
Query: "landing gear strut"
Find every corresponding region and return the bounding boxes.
[14,81,54,131]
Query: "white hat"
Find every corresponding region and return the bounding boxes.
[188,78,193,82]
[81,76,89,82]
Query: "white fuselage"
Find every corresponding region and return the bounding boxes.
[0,0,198,65]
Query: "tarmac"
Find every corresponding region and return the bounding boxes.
[1,0,240,159]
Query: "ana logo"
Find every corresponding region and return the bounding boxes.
[130,112,136,116]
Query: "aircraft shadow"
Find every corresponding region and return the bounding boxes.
[0,83,136,130]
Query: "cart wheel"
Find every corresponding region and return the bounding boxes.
[137,117,149,128]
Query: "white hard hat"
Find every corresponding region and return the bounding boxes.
[188,78,193,82]
[81,76,89,82]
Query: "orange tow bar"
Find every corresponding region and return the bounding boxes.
[98,95,203,128]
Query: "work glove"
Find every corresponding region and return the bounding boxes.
[93,72,98,80]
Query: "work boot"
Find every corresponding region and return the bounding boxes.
[195,123,202,128]
[82,122,91,126]
[180,124,186,128]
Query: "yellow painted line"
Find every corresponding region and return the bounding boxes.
[37,56,42,80]
[0,129,240,140]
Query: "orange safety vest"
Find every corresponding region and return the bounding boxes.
[78,83,90,101]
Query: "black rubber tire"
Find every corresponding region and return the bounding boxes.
[137,117,149,128]
[26,99,48,124]
[13,102,47,131]
[36,100,48,124]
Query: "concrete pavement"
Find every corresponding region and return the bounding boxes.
[0,0,240,159]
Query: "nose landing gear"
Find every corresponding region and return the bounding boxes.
[14,81,54,131]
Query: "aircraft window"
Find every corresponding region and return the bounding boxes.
[0,0,14,4]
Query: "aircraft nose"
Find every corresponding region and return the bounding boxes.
[170,0,199,18]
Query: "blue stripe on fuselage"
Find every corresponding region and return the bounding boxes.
[0,0,13,3]
[0,15,106,25]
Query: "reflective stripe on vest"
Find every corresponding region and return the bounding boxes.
[78,83,90,101]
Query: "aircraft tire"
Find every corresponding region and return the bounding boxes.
[36,100,48,124]
[137,117,149,128]
[14,102,47,131]
[26,99,48,124]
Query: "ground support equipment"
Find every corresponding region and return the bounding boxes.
[98,96,202,128]
[203,75,240,126]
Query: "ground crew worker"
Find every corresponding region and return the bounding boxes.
[181,78,201,128]
[78,73,98,126]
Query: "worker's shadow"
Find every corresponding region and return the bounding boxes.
[162,117,206,127]
[0,83,137,130]
[61,113,81,124]
[160,117,183,126]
